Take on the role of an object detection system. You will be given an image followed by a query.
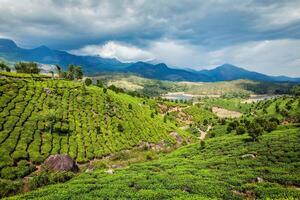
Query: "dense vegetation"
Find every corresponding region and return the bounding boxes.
[8,126,300,199]
[0,73,189,197]
[0,71,299,199]
[91,74,296,97]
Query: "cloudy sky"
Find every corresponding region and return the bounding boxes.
[1,0,300,76]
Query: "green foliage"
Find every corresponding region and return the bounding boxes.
[291,85,300,96]
[0,78,179,180]
[0,179,22,198]
[15,62,40,74]
[248,123,263,141]
[84,78,92,86]
[236,125,246,135]
[1,161,34,180]
[12,127,300,199]
[0,62,11,72]
[59,65,83,80]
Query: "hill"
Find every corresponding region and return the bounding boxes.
[0,74,192,197]
[8,108,300,199]
[125,62,300,82]
[91,73,295,97]
[124,62,210,82]
[1,38,300,82]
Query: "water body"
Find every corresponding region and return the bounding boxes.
[162,92,220,100]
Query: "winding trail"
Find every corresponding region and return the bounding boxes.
[198,125,212,140]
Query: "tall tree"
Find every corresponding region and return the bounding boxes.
[74,66,83,79]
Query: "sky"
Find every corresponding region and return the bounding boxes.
[0,0,300,76]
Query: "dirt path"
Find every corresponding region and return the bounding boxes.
[198,125,212,140]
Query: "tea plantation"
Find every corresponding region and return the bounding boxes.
[0,76,187,194]
[1,73,299,199]
[8,126,300,199]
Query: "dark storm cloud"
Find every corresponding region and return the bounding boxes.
[0,0,299,49]
[0,0,300,76]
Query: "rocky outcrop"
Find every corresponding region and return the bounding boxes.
[43,154,78,172]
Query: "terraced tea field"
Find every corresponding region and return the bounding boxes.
[0,77,185,182]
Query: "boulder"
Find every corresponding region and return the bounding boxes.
[43,154,78,172]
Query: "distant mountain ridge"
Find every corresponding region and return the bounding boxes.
[0,38,129,74]
[1,38,299,82]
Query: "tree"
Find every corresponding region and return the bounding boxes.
[96,80,103,87]
[85,78,92,86]
[128,103,132,110]
[74,66,83,79]
[15,62,40,74]
[248,122,263,141]
[55,65,62,77]
[0,62,10,72]
[103,88,107,93]
[291,85,300,96]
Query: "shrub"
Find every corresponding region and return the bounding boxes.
[248,123,263,141]
[236,126,246,135]
[0,179,22,198]
[85,78,92,86]
[265,121,278,132]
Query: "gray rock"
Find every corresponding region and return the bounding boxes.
[43,154,78,172]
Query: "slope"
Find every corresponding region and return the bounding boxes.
[0,75,185,182]
[8,126,300,199]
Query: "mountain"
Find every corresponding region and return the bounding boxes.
[197,64,300,82]
[124,62,300,82]
[0,38,129,74]
[1,38,299,82]
[124,62,210,81]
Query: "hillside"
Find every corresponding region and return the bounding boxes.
[8,119,300,199]
[0,72,299,199]
[91,74,295,97]
[0,74,193,197]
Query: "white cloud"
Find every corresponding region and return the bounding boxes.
[153,39,300,77]
[72,38,300,77]
[71,41,154,62]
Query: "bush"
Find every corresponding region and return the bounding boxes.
[85,78,92,86]
[248,122,263,141]
[236,126,246,135]
[265,121,278,132]
[0,179,22,198]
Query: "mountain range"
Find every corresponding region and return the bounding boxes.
[1,38,299,82]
